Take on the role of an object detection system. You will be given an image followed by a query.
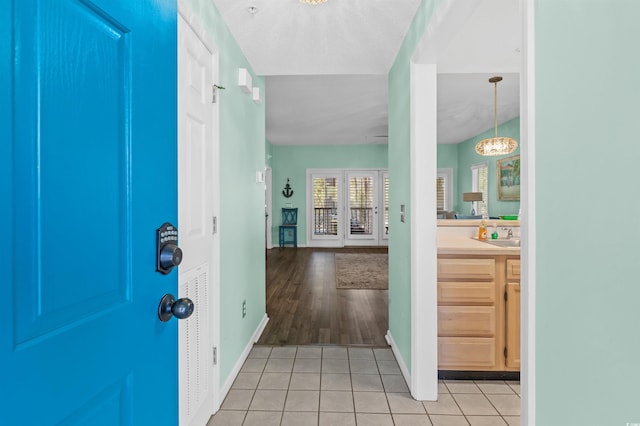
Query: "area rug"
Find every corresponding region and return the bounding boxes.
[335,253,388,290]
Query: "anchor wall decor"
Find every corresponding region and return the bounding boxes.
[282,178,294,198]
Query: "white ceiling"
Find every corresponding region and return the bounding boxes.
[211,0,521,145]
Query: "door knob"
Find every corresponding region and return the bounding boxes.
[158,294,194,322]
[159,243,183,270]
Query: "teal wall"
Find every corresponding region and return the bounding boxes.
[266,139,273,169]
[452,118,520,217]
[535,0,640,423]
[270,144,388,246]
[184,0,266,388]
[387,0,441,373]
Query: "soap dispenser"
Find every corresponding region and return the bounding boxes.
[491,224,499,240]
[478,215,488,241]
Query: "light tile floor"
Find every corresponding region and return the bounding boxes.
[208,345,520,426]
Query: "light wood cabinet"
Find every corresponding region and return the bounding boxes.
[437,258,495,280]
[438,337,496,369]
[437,254,520,371]
[505,259,521,370]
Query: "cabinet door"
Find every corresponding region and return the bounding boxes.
[438,337,497,369]
[438,258,495,280]
[505,282,521,369]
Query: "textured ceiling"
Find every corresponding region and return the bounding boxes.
[211,0,422,75]
[212,0,521,145]
[266,74,389,146]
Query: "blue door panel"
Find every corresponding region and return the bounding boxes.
[2,0,178,424]
[14,0,130,343]
[58,378,132,425]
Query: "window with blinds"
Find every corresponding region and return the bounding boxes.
[436,176,446,211]
[471,163,489,216]
[349,177,374,235]
[312,177,338,235]
[436,168,453,213]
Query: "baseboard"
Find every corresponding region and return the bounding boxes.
[219,314,270,403]
[438,370,520,381]
[266,244,307,250]
[253,314,270,344]
[385,331,411,391]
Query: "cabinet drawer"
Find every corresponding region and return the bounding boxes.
[438,306,495,337]
[438,337,496,369]
[506,259,521,280]
[438,281,495,305]
[438,258,495,280]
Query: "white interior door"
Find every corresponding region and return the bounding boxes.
[178,11,219,425]
[345,171,379,245]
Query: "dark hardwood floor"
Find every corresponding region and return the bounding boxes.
[257,247,389,347]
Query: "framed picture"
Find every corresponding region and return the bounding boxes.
[497,155,520,201]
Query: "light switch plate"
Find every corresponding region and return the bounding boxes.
[400,204,406,223]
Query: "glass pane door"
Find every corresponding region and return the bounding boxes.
[310,174,342,241]
[381,171,389,243]
[345,172,378,244]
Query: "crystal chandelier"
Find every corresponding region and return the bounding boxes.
[300,0,328,4]
[475,76,518,156]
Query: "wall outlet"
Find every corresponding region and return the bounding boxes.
[242,300,246,318]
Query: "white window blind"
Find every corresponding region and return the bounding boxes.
[436,177,445,211]
[436,168,453,212]
[471,163,488,216]
[312,177,338,235]
[349,176,374,235]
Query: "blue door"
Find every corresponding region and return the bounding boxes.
[1,0,179,424]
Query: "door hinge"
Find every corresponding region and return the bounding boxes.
[504,346,508,359]
[213,347,217,365]
[212,84,225,103]
[504,291,508,302]
[212,216,217,234]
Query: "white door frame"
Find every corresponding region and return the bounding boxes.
[177,0,221,418]
[265,167,273,249]
[409,63,438,401]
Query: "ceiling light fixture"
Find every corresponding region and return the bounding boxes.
[300,0,328,5]
[475,76,518,156]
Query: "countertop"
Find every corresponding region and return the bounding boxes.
[437,219,520,227]
[438,234,520,256]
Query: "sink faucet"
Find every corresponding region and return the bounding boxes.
[502,227,513,239]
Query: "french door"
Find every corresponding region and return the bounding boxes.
[308,169,388,247]
[345,171,380,245]
[381,171,390,244]
[309,172,343,245]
